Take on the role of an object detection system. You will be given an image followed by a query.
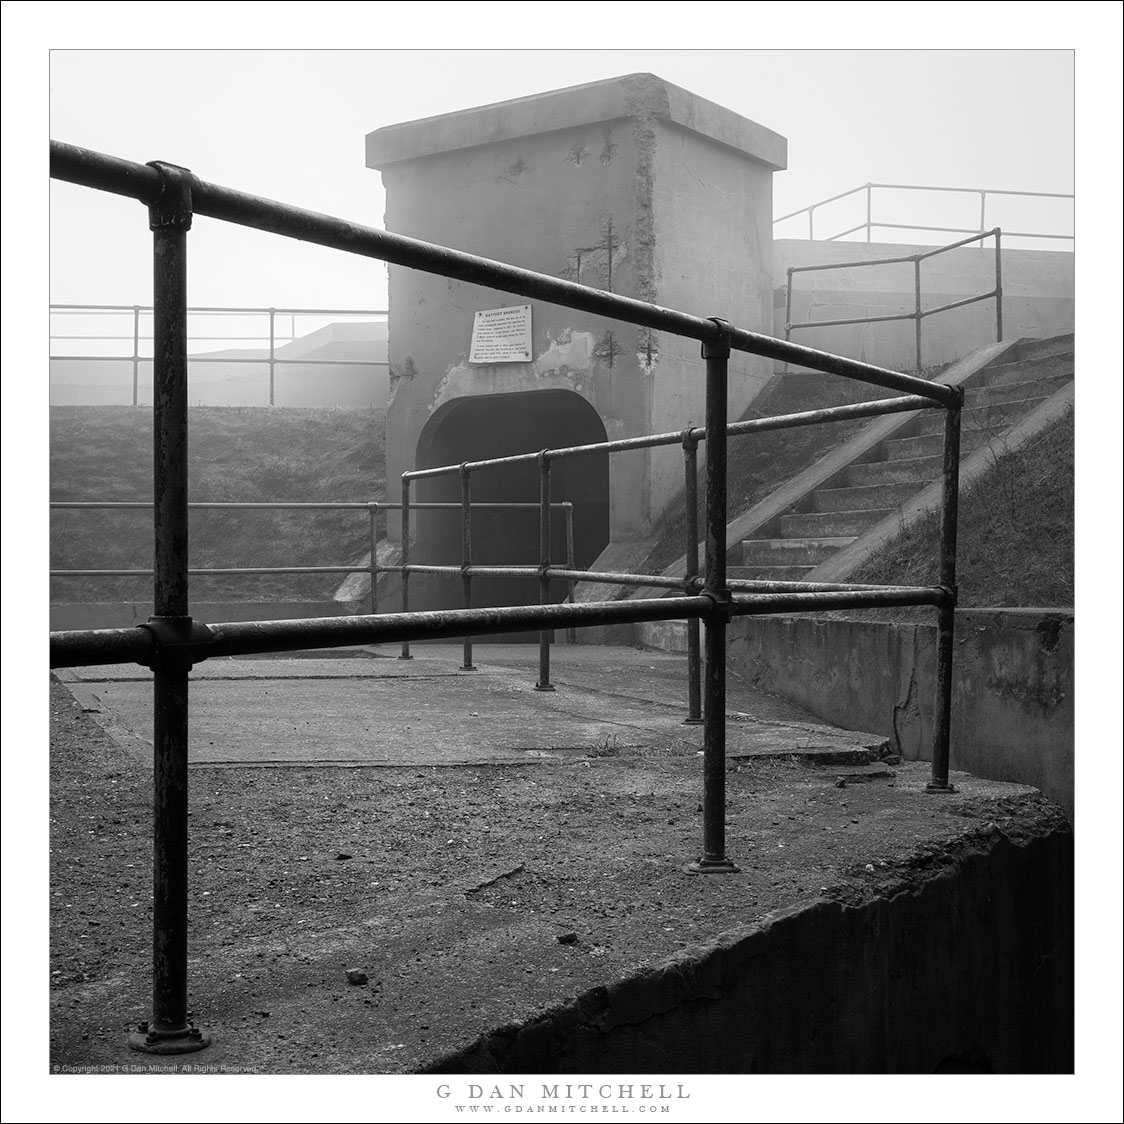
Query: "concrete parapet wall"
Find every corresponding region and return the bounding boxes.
[429,813,1073,1073]
[726,608,1074,816]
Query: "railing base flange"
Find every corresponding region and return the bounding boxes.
[925,782,958,794]
[684,858,740,875]
[682,717,703,726]
[534,684,556,693]
[128,1021,211,1055]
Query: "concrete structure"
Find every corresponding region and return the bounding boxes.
[775,238,1074,372]
[366,74,785,611]
[723,609,1074,818]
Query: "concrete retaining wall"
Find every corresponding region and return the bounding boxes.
[429,815,1073,1073]
[725,609,1074,817]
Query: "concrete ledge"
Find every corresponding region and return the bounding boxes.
[725,608,1074,817]
[427,813,1073,1073]
[366,73,786,169]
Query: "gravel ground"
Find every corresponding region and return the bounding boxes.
[48,673,1061,1075]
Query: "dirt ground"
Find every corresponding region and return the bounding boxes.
[48,647,1060,1075]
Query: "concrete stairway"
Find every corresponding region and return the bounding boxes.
[732,334,1074,583]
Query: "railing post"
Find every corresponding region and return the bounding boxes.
[979,190,987,235]
[132,304,141,407]
[130,161,210,1055]
[687,317,737,874]
[928,390,962,792]
[682,427,702,725]
[993,228,1003,343]
[460,465,475,670]
[368,501,379,616]
[866,183,872,243]
[268,307,276,407]
[535,452,555,691]
[783,267,794,375]
[914,257,923,371]
[807,204,814,240]
[564,503,577,644]
[398,479,413,660]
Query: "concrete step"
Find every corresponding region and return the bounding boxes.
[1008,332,1073,361]
[812,481,919,513]
[978,353,1073,388]
[739,537,854,566]
[780,508,894,538]
[964,374,1071,409]
[845,455,942,487]
[914,396,1048,437]
[727,564,816,582]
[885,427,992,460]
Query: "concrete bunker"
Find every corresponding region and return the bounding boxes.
[413,389,610,631]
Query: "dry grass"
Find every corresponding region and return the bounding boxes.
[847,408,1074,617]
[50,406,386,603]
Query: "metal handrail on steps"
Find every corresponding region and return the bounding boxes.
[783,227,1005,373]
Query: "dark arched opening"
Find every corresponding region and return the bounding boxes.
[412,390,610,639]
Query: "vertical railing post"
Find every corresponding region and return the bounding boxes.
[928,390,962,793]
[132,304,141,407]
[865,183,872,243]
[399,479,413,660]
[978,190,987,235]
[914,257,923,372]
[687,317,737,874]
[564,503,577,644]
[682,427,702,725]
[535,452,555,691]
[460,465,475,670]
[129,161,210,1054]
[368,501,379,617]
[783,267,794,375]
[268,307,276,407]
[993,228,1004,344]
[807,204,814,240]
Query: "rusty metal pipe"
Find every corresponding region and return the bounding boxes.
[50,141,955,404]
[536,455,554,691]
[928,397,963,792]
[690,319,737,874]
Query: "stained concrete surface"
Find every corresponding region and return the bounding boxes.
[56,644,890,768]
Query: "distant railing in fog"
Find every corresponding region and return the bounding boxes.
[50,303,389,406]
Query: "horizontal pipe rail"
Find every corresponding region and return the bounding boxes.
[49,585,949,669]
[50,141,954,406]
[404,394,938,482]
[51,303,387,316]
[51,500,570,511]
[50,354,389,367]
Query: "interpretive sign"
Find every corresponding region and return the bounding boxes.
[469,305,533,364]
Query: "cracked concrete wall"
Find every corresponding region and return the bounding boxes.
[726,609,1073,817]
[775,239,1074,371]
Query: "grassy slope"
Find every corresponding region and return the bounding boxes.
[50,406,385,603]
[848,408,1074,613]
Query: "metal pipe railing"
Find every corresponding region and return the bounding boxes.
[50,300,389,408]
[50,139,963,1056]
[784,228,1004,372]
[774,181,1073,245]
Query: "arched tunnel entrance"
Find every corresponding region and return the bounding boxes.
[412,390,610,639]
